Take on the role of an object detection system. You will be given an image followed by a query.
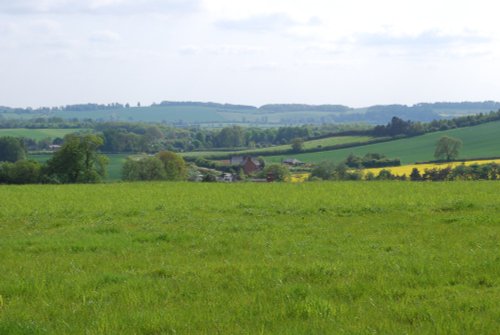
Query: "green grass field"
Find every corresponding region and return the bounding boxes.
[0,182,499,334]
[0,129,82,141]
[266,121,500,164]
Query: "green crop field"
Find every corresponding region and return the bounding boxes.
[56,106,227,123]
[105,154,132,181]
[183,136,374,159]
[0,128,82,141]
[266,121,500,164]
[0,182,499,334]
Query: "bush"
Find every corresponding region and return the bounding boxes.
[264,164,290,182]
[157,151,187,181]
[122,157,166,181]
[310,161,336,180]
[0,160,42,184]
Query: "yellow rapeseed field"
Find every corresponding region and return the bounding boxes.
[365,159,500,177]
[290,173,310,183]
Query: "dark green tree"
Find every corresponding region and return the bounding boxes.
[410,168,422,181]
[310,161,336,180]
[376,169,395,180]
[45,134,108,183]
[0,137,26,162]
[345,153,362,168]
[215,126,245,148]
[434,136,462,161]
[264,164,290,182]
[291,138,305,152]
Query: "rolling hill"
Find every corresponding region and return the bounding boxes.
[183,135,375,159]
[265,121,500,164]
[2,101,500,126]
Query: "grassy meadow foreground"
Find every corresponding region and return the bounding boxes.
[0,182,499,334]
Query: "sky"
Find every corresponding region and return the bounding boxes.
[1,0,500,108]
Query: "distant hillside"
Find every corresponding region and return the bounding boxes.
[258,104,351,113]
[265,120,500,165]
[1,101,499,126]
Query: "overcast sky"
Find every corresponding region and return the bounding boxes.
[1,0,500,108]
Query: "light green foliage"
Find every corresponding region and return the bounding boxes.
[434,136,463,161]
[156,151,187,181]
[122,152,187,182]
[122,156,166,181]
[0,160,42,184]
[266,121,500,164]
[0,182,499,334]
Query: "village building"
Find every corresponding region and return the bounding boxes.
[283,158,304,166]
[231,156,262,175]
[48,144,62,151]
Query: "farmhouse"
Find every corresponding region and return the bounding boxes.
[48,144,62,151]
[283,158,303,166]
[231,156,262,175]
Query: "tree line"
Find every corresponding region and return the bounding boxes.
[0,134,190,185]
[372,110,500,137]
[0,135,108,184]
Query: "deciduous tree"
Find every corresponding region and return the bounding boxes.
[434,136,462,161]
[156,151,187,181]
[0,137,26,162]
[45,134,108,183]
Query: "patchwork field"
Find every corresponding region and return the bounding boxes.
[183,136,374,159]
[0,182,499,334]
[266,121,500,164]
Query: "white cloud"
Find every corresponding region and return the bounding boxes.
[179,44,263,56]
[0,0,200,15]
[354,30,490,48]
[179,45,201,55]
[2,0,500,107]
[215,13,296,32]
[244,62,280,71]
[89,30,121,43]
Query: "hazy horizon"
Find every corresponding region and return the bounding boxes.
[4,99,500,111]
[2,0,500,108]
